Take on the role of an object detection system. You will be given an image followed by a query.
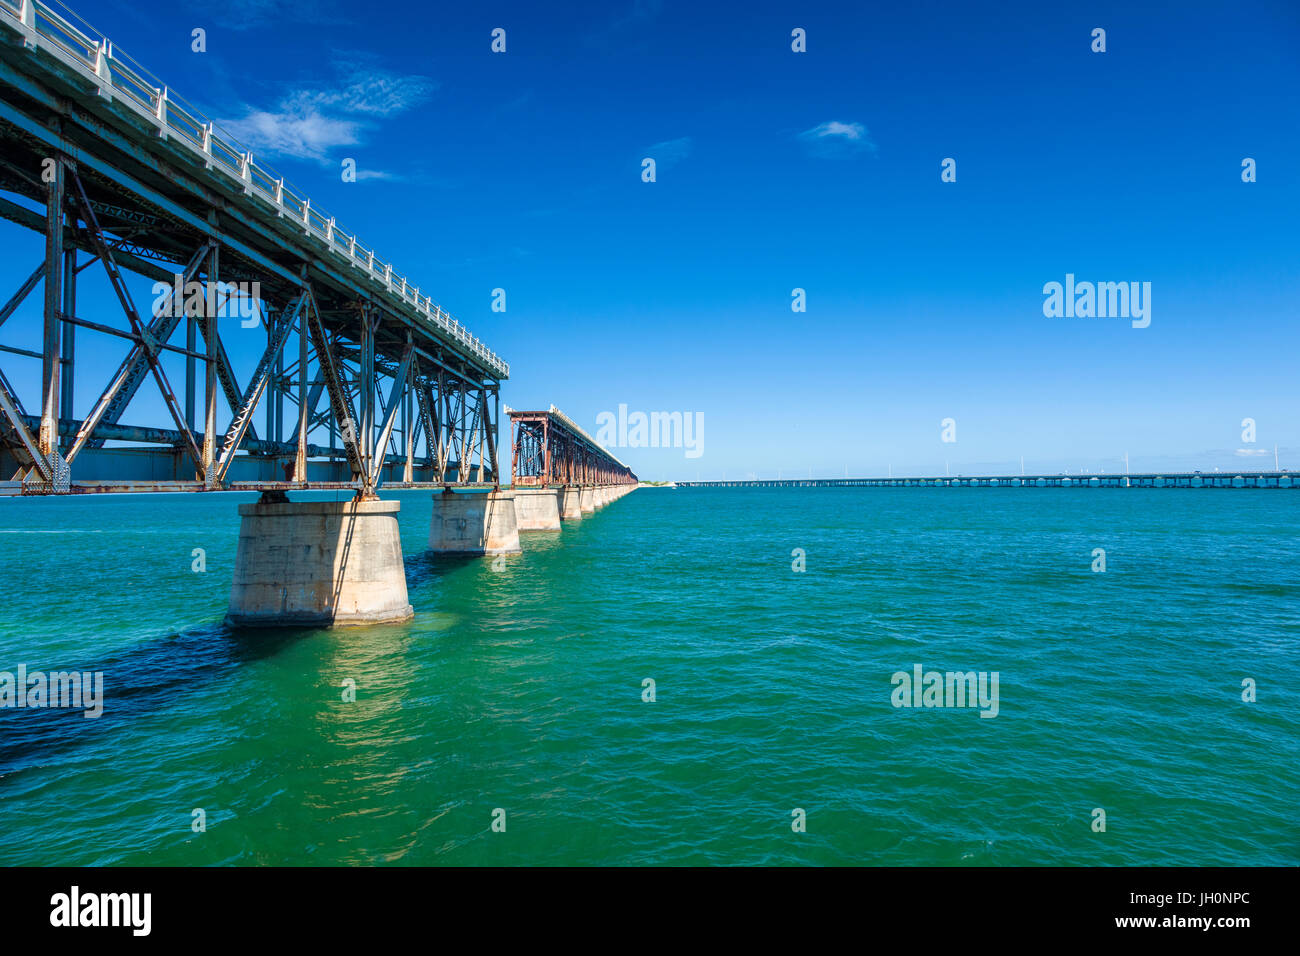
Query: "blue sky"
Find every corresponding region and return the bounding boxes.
[2,0,1298,480]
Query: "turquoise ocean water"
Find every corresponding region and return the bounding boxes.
[0,487,1296,866]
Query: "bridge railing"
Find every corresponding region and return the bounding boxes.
[0,0,509,380]
[545,404,631,470]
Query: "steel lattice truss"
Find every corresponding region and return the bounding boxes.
[509,407,637,488]
[0,0,506,497]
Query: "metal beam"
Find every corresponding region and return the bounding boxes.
[84,240,207,446]
[370,340,413,489]
[0,366,49,481]
[39,155,63,457]
[211,291,306,484]
[305,291,363,480]
[64,163,203,470]
[0,260,42,331]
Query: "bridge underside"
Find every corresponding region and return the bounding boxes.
[0,5,506,497]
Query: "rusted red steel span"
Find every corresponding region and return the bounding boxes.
[508,405,636,488]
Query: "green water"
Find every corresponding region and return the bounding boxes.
[0,487,1296,866]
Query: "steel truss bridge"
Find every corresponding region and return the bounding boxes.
[677,473,1298,489]
[508,405,637,487]
[0,0,507,498]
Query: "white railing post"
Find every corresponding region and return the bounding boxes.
[20,0,38,48]
[94,39,113,97]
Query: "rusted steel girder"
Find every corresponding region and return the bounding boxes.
[508,406,637,488]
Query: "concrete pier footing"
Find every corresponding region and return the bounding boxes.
[223,484,633,627]
[226,499,413,628]
[512,486,562,531]
[559,485,583,520]
[430,490,522,554]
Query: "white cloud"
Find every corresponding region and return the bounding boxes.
[645,136,693,167]
[1235,448,1271,456]
[798,120,877,156]
[221,104,360,162]
[196,0,349,31]
[305,70,438,117]
[217,62,435,164]
[588,0,665,44]
[807,121,866,141]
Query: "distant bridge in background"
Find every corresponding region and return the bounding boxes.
[676,472,1298,490]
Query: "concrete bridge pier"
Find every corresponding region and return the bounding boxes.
[226,497,414,628]
[430,489,522,554]
[580,486,597,514]
[512,486,562,531]
[559,485,583,521]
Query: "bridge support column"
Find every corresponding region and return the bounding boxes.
[559,485,583,520]
[579,486,596,514]
[512,486,561,531]
[226,499,413,627]
[430,490,522,554]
